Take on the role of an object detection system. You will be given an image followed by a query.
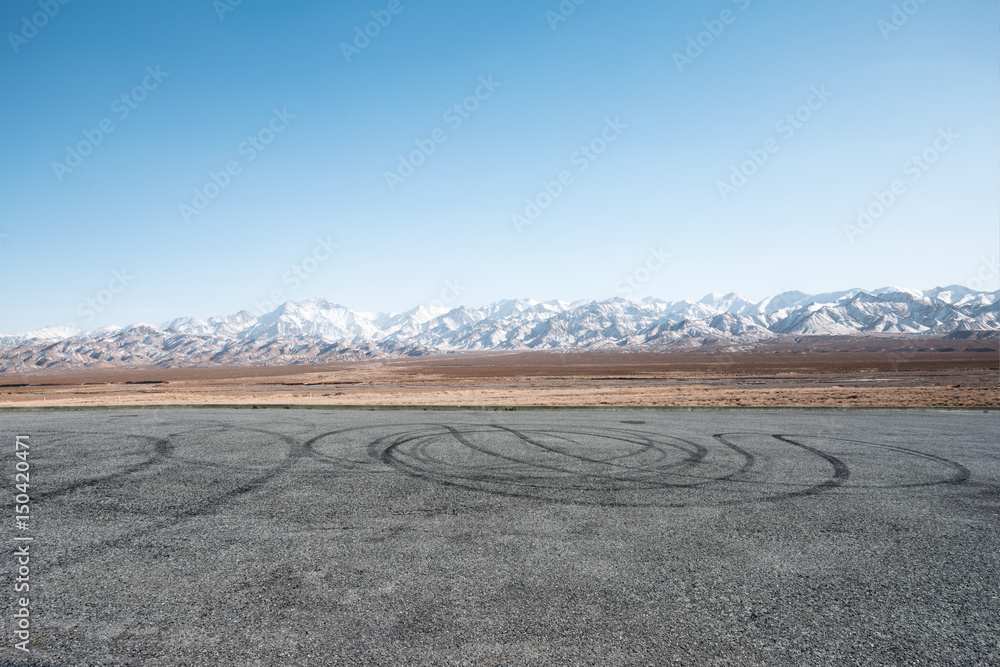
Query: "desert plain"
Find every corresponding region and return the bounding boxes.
[0,337,996,408]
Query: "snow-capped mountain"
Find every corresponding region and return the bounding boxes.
[1,287,997,373]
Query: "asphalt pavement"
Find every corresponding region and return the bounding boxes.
[1,408,997,665]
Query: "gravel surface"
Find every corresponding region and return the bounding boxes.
[1,408,998,665]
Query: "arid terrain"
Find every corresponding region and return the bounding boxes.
[0,337,996,408]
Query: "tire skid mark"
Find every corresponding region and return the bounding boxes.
[492,426,727,489]
[303,426,397,469]
[161,420,313,472]
[416,424,708,489]
[710,434,757,480]
[407,434,527,474]
[776,434,971,488]
[384,430,658,493]
[39,428,306,571]
[765,434,850,501]
[31,434,173,501]
[497,425,699,473]
[380,426,754,498]
[27,421,978,549]
[435,424,605,480]
[375,426,862,506]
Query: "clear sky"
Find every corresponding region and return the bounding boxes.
[1,0,997,332]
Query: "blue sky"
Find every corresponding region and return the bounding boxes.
[1,0,997,332]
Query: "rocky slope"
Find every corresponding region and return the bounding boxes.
[2,286,997,373]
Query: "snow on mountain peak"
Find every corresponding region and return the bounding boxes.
[2,286,997,372]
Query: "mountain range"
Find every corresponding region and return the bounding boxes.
[2,286,997,373]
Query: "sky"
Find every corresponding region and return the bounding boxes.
[1,0,997,333]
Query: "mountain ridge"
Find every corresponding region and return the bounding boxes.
[2,286,997,373]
